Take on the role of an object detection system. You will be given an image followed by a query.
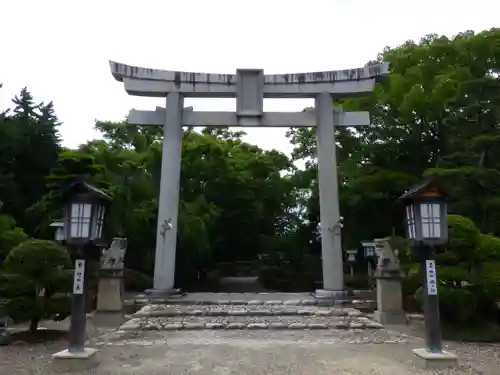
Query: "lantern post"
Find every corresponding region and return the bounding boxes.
[52,179,111,360]
[396,177,457,367]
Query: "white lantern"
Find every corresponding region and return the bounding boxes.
[346,249,357,263]
[49,220,65,242]
[397,178,448,246]
[62,180,111,246]
[361,241,375,258]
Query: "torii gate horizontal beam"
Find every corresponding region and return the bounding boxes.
[128,107,370,127]
[110,61,389,98]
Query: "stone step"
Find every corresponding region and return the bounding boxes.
[127,297,375,309]
[119,314,384,331]
[132,304,366,318]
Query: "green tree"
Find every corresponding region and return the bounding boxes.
[0,239,72,332]
[0,87,61,236]
[0,214,29,262]
[28,149,108,239]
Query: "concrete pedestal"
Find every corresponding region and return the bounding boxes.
[375,273,406,325]
[53,348,98,359]
[96,271,124,312]
[95,272,125,327]
[52,348,98,371]
[412,348,458,369]
[373,310,406,325]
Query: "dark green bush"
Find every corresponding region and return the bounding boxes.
[406,215,500,328]
[344,274,372,290]
[0,239,72,332]
[124,269,153,291]
[0,214,29,261]
[257,251,319,292]
[415,284,498,325]
[217,261,257,277]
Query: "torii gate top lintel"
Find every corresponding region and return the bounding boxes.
[109,60,389,98]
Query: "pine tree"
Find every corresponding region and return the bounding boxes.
[0,88,61,235]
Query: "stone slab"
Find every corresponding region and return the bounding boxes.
[131,298,376,308]
[412,348,458,369]
[133,305,353,318]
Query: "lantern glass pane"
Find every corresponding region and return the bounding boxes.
[405,204,416,239]
[70,203,92,238]
[420,202,441,239]
[93,204,105,239]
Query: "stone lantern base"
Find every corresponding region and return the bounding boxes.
[412,348,458,369]
[94,268,125,326]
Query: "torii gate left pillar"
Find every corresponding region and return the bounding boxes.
[109,62,389,298]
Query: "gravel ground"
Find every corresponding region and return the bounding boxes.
[1,320,500,374]
[0,318,114,375]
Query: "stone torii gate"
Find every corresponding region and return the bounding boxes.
[109,61,389,298]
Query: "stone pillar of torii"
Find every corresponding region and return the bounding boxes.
[109,62,389,299]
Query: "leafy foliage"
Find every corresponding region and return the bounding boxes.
[0,215,29,261]
[0,239,71,332]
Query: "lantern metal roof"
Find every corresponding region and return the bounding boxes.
[49,220,64,228]
[396,176,449,206]
[62,179,112,202]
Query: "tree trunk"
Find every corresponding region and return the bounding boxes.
[29,319,39,334]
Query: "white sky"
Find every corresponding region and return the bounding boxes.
[1,0,499,156]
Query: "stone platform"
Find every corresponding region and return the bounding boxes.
[120,292,380,332]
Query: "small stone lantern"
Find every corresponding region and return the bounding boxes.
[361,241,376,276]
[50,220,65,243]
[346,249,357,277]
